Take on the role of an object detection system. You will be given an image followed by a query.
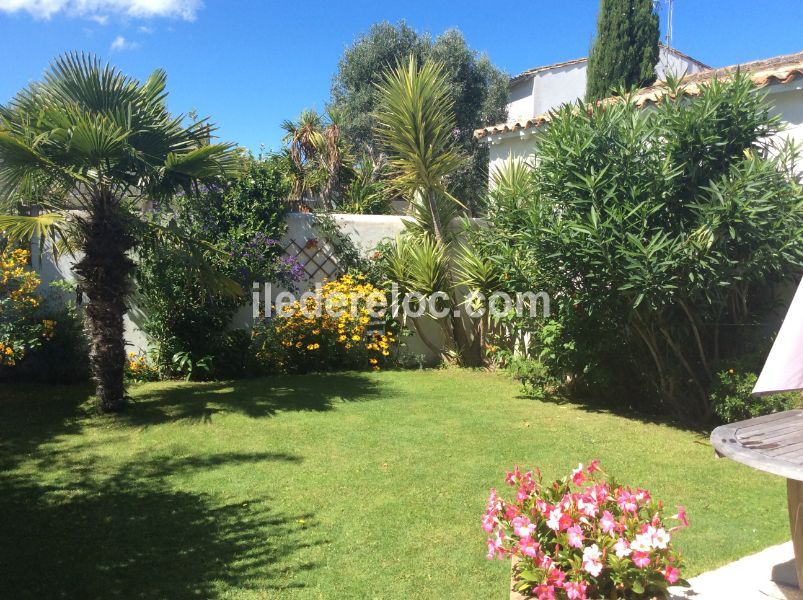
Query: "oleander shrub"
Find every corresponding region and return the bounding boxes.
[475,74,803,424]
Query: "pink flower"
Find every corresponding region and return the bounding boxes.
[582,544,603,577]
[577,496,598,518]
[512,516,535,538]
[546,507,563,531]
[630,532,652,553]
[664,565,680,584]
[487,488,498,507]
[506,466,522,487]
[547,567,566,587]
[566,524,584,548]
[481,512,497,532]
[572,464,587,486]
[614,537,631,558]
[600,510,616,535]
[587,459,601,474]
[671,505,690,528]
[534,584,556,600]
[518,536,540,558]
[652,527,670,549]
[635,488,651,504]
[486,532,505,560]
[516,485,530,502]
[564,580,588,600]
[616,489,638,513]
[504,504,520,520]
[632,551,651,568]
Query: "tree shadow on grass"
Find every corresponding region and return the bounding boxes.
[0,382,94,470]
[514,386,708,434]
[0,451,326,599]
[123,372,383,427]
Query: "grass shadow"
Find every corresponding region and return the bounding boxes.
[0,451,325,599]
[123,372,383,426]
[0,382,94,469]
[514,384,708,434]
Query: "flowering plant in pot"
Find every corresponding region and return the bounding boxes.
[483,461,690,599]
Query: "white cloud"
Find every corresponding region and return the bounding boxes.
[88,12,106,23]
[110,34,138,51]
[0,0,202,20]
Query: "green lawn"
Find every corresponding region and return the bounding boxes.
[0,369,789,599]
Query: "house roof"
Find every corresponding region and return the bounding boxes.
[475,49,803,141]
[508,44,710,86]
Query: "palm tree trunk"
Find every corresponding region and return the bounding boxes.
[74,198,134,413]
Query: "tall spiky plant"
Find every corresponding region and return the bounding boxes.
[0,53,241,412]
[374,57,499,365]
[374,56,466,243]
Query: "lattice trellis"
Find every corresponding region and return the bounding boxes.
[283,238,343,284]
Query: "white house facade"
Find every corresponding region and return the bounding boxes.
[477,49,803,178]
[506,45,708,124]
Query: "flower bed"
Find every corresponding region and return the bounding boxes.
[484,462,689,599]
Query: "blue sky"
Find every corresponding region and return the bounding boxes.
[1,0,801,153]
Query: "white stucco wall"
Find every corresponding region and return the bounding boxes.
[507,78,536,123]
[34,212,446,363]
[488,83,803,185]
[531,63,587,117]
[768,84,803,156]
[487,131,539,181]
[655,50,708,79]
[506,47,708,123]
[32,237,151,353]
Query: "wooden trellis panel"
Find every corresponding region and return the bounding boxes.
[282,239,343,283]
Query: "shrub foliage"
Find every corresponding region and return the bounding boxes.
[477,75,803,424]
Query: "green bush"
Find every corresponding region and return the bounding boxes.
[136,154,292,379]
[475,75,803,424]
[710,365,800,424]
[0,273,89,384]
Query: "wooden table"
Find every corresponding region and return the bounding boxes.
[711,409,803,589]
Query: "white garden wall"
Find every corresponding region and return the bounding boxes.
[34,212,444,364]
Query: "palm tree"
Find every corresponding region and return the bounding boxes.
[280,108,352,210]
[374,56,465,244]
[0,53,241,412]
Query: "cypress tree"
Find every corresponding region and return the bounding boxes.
[586,0,660,101]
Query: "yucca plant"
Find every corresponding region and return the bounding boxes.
[374,56,466,244]
[0,53,241,412]
[374,56,501,365]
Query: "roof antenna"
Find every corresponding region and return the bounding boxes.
[665,0,674,49]
[654,0,674,49]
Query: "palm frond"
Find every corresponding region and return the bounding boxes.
[374,56,466,194]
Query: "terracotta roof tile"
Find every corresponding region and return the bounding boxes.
[475,50,803,141]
